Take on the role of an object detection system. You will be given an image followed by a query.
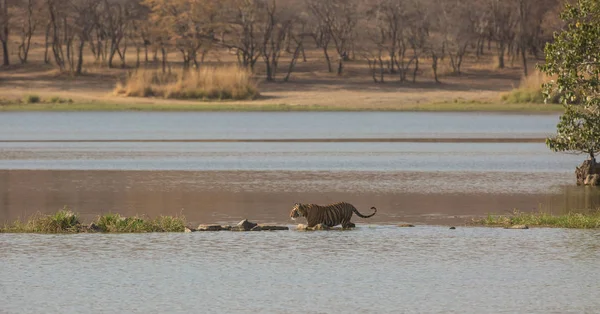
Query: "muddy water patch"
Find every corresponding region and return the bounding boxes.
[0,170,587,226]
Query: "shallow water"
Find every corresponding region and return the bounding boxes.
[0,141,581,172]
[0,112,588,225]
[2,226,600,313]
[0,112,558,140]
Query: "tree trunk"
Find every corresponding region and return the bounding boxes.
[1,0,8,65]
[284,42,302,82]
[136,46,140,68]
[521,45,528,76]
[412,57,419,83]
[497,41,505,69]
[323,46,332,73]
[337,58,343,76]
[75,40,85,75]
[161,47,166,73]
[576,157,600,186]
[432,54,440,84]
[1,40,8,66]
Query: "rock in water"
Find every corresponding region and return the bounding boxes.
[259,225,290,231]
[398,224,415,228]
[231,219,258,231]
[449,226,456,230]
[184,227,195,233]
[504,225,529,229]
[87,223,102,232]
[197,224,223,231]
[250,226,263,231]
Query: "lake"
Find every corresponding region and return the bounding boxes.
[2,111,598,313]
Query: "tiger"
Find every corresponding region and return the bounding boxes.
[289,202,377,228]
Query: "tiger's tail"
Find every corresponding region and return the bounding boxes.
[353,206,377,218]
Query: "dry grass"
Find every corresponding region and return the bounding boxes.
[114,66,259,100]
[502,69,560,104]
[470,57,501,71]
[1,209,187,233]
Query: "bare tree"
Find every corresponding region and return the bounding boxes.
[0,0,9,65]
[308,0,358,75]
[14,0,42,63]
[488,0,517,69]
[223,0,264,70]
[259,0,295,81]
[439,0,478,75]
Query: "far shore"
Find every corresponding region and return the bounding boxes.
[0,100,564,113]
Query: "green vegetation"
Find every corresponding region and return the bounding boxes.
[540,0,600,159]
[114,67,259,100]
[1,209,186,233]
[502,89,545,104]
[24,94,41,104]
[49,96,73,104]
[94,213,185,233]
[0,100,564,112]
[1,208,81,233]
[473,210,600,229]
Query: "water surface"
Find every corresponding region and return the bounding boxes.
[2,227,599,313]
[0,112,559,140]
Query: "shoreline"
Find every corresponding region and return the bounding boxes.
[3,211,599,233]
[0,101,564,113]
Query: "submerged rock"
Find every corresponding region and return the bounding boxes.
[87,223,102,233]
[231,219,258,231]
[449,226,456,230]
[398,224,415,228]
[258,225,290,231]
[197,224,223,231]
[505,225,529,229]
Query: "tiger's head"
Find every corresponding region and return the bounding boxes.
[290,203,307,220]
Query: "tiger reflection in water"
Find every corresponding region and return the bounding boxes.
[290,202,377,228]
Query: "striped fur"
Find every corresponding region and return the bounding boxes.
[290,202,377,228]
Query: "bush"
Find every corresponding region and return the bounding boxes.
[502,70,561,104]
[2,208,80,233]
[25,94,41,104]
[49,96,72,104]
[114,66,259,100]
[94,213,186,233]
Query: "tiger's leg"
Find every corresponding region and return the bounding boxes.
[342,221,356,229]
[341,217,353,229]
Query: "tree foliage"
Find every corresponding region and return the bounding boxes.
[540,0,600,159]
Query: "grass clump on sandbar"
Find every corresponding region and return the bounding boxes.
[114,66,259,101]
[93,213,185,233]
[1,208,81,233]
[1,208,186,233]
[472,210,600,229]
